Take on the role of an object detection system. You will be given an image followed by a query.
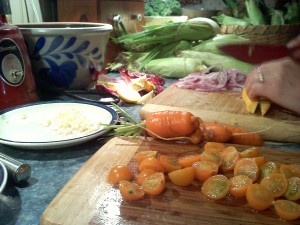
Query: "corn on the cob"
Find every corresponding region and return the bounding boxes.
[114,21,216,52]
[179,50,252,74]
[192,34,250,55]
[145,57,206,78]
[212,14,251,26]
[245,0,266,25]
[270,9,284,25]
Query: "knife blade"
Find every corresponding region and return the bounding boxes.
[219,44,298,64]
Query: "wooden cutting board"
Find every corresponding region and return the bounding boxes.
[41,137,300,225]
[140,85,300,143]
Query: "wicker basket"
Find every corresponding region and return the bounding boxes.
[220,24,300,45]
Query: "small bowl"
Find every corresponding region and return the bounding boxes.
[0,161,7,193]
[17,22,113,89]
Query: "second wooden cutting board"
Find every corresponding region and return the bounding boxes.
[41,137,300,225]
[140,85,300,143]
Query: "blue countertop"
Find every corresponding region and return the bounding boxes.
[0,77,299,225]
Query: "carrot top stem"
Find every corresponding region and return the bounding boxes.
[112,103,138,124]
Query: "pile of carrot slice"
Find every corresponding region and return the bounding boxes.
[107,142,300,221]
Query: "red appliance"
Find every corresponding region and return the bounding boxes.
[0,3,38,111]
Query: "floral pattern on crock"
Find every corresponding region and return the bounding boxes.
[29,35,103,88]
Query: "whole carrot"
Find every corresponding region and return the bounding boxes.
[200,122,263,146]
[145,111,202,144]
[109,105,263,146]
[200,122,232,143]
[225,125,264,146]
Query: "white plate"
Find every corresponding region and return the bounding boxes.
[0,101,118,149]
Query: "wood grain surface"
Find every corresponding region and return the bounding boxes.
[140,85,300,143]
[41,137,300,225]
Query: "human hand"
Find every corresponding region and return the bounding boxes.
[245,57,300,114]
[287,34,300,61]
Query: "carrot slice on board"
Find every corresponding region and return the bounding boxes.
[252,156,266,168]
[107,165,133,185]
[119,180,145,201]
[246,183,274,211]
[260,161,279,180]
[201,174,230,200]
[142,172,166,196]
[138,157,165,172]
[239,147,260,158]
[168,167,196,187]
[273,200,300,221]
[137,168,157,186]
[234,158,259,182]
[220,146,240,171]
[284,177,300,201]
[204,142,226,154]
[159,155,182,172]
[279,164,300,179]
[178,154,202,168]
[229,175,253,198]
[134,150,158,164]
[260,173,288,198]
[193,160,219,181]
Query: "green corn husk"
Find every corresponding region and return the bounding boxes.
[179,50,252,74]
[270,9,285,25]
[245,0,267,25]
[144,57,206,78]
[192,34,250,55]
[212,14,251,26]
[139,40,192,69]
[107,52,148,71]
[114,21,216,49]
[222,0,239,18]
[284,0,300,24]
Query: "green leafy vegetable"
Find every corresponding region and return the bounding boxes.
[284,0,300,24]
[144,0,182,17]
[245,0,267,25]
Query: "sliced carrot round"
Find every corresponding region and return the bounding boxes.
[246,183,274,211]
[239,147,260,158]
[138,157,164,172]
[229,175,253,198]
[136,168,157,186]
[200,151,223,166]
[142,172,165,196]
[220,146,240,171]
[168,166,195,187]
[134,150,158,164]
[193,160,219,181]
[273,199,300,221]
[107,165,133,185]
[159,155,182,172]
[178,154,202,168]
[119,180,145,201]
[259,161,279,180]
[201,174,230,200]
[284,176,300,201]
[252,156,266,169]
[234,158,259,182]
[279,164,300,179]
[204,142,226,154]
[260,173,288,198]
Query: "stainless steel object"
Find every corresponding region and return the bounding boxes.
[0,153,31,183]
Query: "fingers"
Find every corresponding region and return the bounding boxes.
[287,34,300,48]
[245,65,267,101]
[245,67,258,100]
